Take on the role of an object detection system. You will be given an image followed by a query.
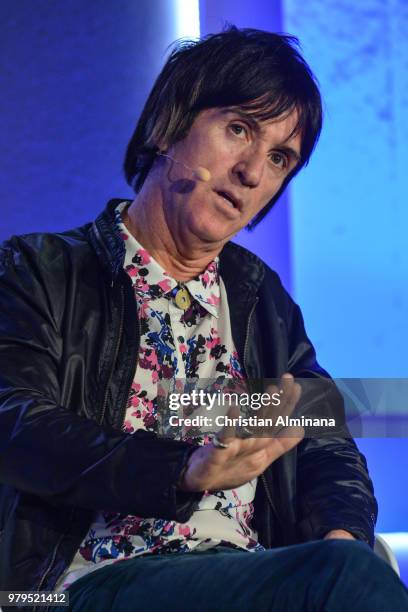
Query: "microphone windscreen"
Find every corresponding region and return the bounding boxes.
[193,167,211,182]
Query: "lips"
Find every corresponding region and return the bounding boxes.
[215,190,242,211]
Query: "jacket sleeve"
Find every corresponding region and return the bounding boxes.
[0,236,202,521]
[285,293,378,547]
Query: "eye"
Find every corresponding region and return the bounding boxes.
[269,151,288,170]
[229,123,248,138]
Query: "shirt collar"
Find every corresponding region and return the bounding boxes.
[115,202,220,318]
[184,261,220,318]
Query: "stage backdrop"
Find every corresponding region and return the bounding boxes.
[283,0,408,534]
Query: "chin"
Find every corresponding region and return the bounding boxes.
[191,220,236,244]
[187,211,239,244]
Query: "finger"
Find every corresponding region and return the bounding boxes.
[285,379,301,410]
[214,403,240,445]
[254,381,280,423]
[278,374,301,419]
[256,377,298,437]
[278,373,295,410]
[258,377,291,425]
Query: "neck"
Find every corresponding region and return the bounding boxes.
[123,183,222,282]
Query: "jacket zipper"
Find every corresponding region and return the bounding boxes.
[242,297,258,378]
[92,222,116,288]
[35,237,126,608]
[99,284,124,425]
[117,315,141,429]
[242,295,282,548]
[92,220,126,425]
[33,508,75,612]
[260,473,273,546]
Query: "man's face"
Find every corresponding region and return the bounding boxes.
[156,105,302,246]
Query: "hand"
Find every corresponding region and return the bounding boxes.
[179,374,304,492]
[323,529,356,541]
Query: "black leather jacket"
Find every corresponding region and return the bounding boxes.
[0,199,377,608]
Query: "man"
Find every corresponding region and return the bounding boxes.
[0,26,407,611]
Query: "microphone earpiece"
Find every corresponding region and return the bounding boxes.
[159,152,211,183]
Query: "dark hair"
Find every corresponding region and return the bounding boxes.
[124,26,322,229]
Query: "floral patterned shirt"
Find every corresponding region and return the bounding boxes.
[55,202,264,591]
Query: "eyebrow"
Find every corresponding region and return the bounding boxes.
[220,107,302,165]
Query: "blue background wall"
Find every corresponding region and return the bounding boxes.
[282,0,408,537]
[1,0,407,557]
[1,0,176,236]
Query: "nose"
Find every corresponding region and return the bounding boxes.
[231,147,266,188]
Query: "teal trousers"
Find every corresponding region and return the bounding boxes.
[56,540,408,611]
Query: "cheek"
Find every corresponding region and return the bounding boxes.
[261,176,287,201]
[201,131,239,166]
[248,185,280,216]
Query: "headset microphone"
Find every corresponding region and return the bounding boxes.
[192,166,211,182]
[159,152,211,182]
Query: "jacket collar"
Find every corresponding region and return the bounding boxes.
[90,199,127,283]
[90,198,266,301]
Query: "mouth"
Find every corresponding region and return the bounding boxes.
[214,190,241,211]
